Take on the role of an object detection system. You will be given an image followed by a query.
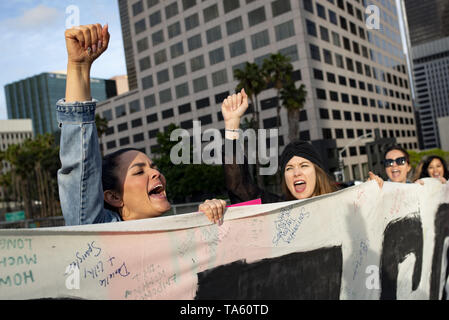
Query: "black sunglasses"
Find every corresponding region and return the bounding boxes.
[384,157,407,167]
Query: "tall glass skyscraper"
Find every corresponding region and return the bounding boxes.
[5,72,117,135]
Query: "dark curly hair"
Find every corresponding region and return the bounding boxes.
[419,155,449,180]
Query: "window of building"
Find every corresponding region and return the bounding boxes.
[119,137,130,147]
[156,69,169,85]
[203,4,219,22]
[335,53,344,68]
[330,91,339,101]
[193,76,208,92]
[159,88,172,104]
[327,72,336,83]
[139,56,151,71]
[137,37,149,53]
[154,49,167,65]
[118,122,128,132]
[131,118,143,128]
[310,44,320,61]
[279,45,299,61]
[147,0,159,9]
[146,113,158,123]
[229,39,246,58]
[134,19,146,35]
[106,140,116,150]
[209,47,225,65]
[149,11,162,27]
[275,20,295,41]
[226,16,243,36]
[182,0,196,10]
[347,128,355,138]
[196,97,210,109]
[170,41,184,59]
[102,109,113,121]
[199,114,213,125]
[165,2,179,19]
[115,105,126,118]
[206,25,222,44]
[335,128,344,139]
[313,68,324,80]
[152,30,165,47]
[303,0,313,13]
[133,133,144,143]
[332,109,342,120]
[251,30,270,50]
[185,13,199,30]
[322,128,332,139]
[306,19,317,37]
[248,7,266,26]
[173,62,187,78]
[190,55,205,72]
[175,82,189,98]
[224,0,240,13]
[129,100,141,113]
[212,69,228,86]
[323,49,333,65]
[144,94,156,109]
[178,103,191,114]
[320,26,330,42]
[319,108,329,119]
[316,3,326,19]
[132,1,144,16]
[162,108,174,119]
[168,22,181,39]
[329,9,337,25]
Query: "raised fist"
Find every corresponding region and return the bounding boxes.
[65,23,110,65]
[221,88,248,130]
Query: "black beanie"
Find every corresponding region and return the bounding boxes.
[279,140,324,173]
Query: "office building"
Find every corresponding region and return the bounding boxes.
[5,72,117,135]
[98,0,417,181]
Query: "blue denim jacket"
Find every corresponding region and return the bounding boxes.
[56,99,122,225]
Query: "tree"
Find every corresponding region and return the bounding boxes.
[262,53,293,129]
[234,62,267,188]
[95,114,109,156]
[234,62,266,131]
[1,134,61,219]
[281,81,308,142]
[152,124,226,204]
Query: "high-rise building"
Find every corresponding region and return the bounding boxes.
[403,0,449,47]
[5,72,117,135]
[402,0,449,150]
[98,0,417,181]
[411,37,449,149]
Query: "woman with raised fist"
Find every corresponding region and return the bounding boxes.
[57,24,225,225]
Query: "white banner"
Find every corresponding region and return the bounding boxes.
[0,179,448,300]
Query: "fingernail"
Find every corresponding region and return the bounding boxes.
[87,47,92,55]
[92,44,97,53]
[98,40,102,49]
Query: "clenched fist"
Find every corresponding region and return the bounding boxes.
[65,23,110,66]
[221,88,248,130]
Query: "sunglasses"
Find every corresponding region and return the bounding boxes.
[384,157,407,168]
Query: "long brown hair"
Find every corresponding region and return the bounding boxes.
[282,164,338,200]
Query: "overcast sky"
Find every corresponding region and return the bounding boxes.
[0,0,127,119]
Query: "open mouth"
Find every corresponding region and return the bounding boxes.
[148,184,166,199]
[294,180,306,193]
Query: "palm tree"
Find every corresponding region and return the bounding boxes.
[281,81,308,142]
[234,62,267,188]
[95,114,109,156]
[262,53,293,129]
[234,62,266,131]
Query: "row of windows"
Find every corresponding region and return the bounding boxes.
[137,17,296,74]
[318,107,415,125]
[0,132,32,140]
[308,38,409,91]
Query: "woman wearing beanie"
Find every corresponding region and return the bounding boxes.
[221,89,337,204]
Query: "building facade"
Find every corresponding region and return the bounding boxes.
[98,0,417,181]
[403,0,449,47]
[5,72,117,135]
[411,37,449,149]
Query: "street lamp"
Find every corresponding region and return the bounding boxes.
[336,132,375,182]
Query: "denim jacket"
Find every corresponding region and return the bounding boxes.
[56,99,122,225]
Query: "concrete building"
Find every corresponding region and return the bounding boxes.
[437,116,449,152]
[5,72,117,135]
[411,37,449,149]
[0,119,33,199]
[111,75,130,95]
[97,0,418,181]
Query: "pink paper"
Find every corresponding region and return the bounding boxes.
[226,199,262,207]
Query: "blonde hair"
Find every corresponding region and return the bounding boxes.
[282,164,338,200]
